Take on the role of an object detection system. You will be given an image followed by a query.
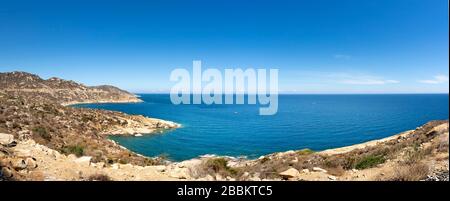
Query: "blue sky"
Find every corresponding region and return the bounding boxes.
[0,0,448,93]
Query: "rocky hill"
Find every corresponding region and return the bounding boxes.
[0,71,142,105]
[0,71,180,180]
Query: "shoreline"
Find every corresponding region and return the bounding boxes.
[2,118,448,181]
[68,99,443,162]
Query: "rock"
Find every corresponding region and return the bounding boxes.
[11,158,27,170]
[302,169,310,174]
[0,133,14,145]
[291,157,299,163]
[169,167,189,179]
[285,150,295,155]
[154,165,166,172]
[25,157,38,169]
[52,150,63,160]
[197,174,215,181]
[111,163,120,169]
[204,174,215,181]
[0,167,13,178]
[93,162,105,168]
[312,167,327,173]
[249,176,261,181]
[215,174,224,181]
[328,175,337,181]
[74,156,92,166]
[242,172,250,178]
[279,168,301,179]
[67,154,77,161]
[13,148,32,157]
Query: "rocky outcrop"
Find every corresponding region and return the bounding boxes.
[279,168,301,179]
[0,133,14,146]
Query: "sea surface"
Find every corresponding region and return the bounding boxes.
[74,94,449,161]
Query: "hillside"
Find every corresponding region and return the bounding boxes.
[0,71,142,105]
[0,71,179,180]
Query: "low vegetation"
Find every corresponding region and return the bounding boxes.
[87,173,111,181]
[296,148,314,155]
[204,158,238,176]
[32,126,51,141]
[354,154,386,169]
[389,163,430,181]
[61,145,85,157]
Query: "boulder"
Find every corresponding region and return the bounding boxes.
[279,168,301,179]
[302,169,310,174]
[169,167,189,179]
[74,156,92,166]
[13,148,32,157]
[203,174,215,181]
[67,154,77,160]
[215,174,224,181]
[0,167,13,178]
[0,133,14,145]
[153,165,166,172]
[11,158,27,170]
[312,167,328,173]
[328,175,337,181]
[111,163,120,169]
[94,162,105,168]
[25,157,38,169]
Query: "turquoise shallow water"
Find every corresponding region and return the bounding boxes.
[75,94,449,161]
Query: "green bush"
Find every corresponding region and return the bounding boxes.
[62,145,84,157]
[296,149,314,155]
[355,155,386,169]
[32,126,51,141]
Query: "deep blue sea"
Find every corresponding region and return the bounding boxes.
[75,94,449,161]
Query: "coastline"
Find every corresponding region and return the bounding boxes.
[64,98,445,161]
[63,98,181,136]
[2,119,448,181]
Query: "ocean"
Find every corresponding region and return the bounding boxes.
[74,94,449,161]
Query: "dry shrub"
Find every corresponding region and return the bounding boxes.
[87,173,111,181]
[403,145,432,165]
[203,158,238,176]
[326,166,345,176]
[390,163,429,181]
[436,134,449,153]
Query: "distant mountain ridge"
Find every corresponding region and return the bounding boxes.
[0,71,142,105]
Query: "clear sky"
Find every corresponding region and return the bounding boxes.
[0,0,448,93]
